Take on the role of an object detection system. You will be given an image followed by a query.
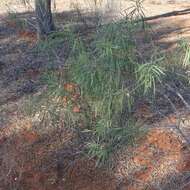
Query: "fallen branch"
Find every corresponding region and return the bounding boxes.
[143,8,190,22]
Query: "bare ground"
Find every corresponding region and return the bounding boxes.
[1,1,190,190]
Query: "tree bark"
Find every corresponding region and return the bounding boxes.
[35,0,55,39]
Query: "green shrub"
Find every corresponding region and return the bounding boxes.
[67,20,165,164]
[163,40,190,86]
[29,19,165,165]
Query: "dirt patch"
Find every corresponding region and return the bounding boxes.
[1,118,190,190]
[1,1,190,190]
[62,159,117,190]
[115,128,190,190]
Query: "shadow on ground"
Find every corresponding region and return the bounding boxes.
[1,7,190,190]
[1,4,190,141]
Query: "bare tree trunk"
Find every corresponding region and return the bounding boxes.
[35,0,55,39]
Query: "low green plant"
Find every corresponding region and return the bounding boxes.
[179,39,190,67]
[66,20,165,165]
[29,11,166,166]
[163,40,190,86]
[137,55,165,94]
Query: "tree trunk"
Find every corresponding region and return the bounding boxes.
[35,0,55,39]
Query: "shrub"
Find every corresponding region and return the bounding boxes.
[28,18,166,165]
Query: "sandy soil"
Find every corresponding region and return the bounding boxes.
[1,1,190,190]
[1,0,190,15]
[1,0,190,50]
